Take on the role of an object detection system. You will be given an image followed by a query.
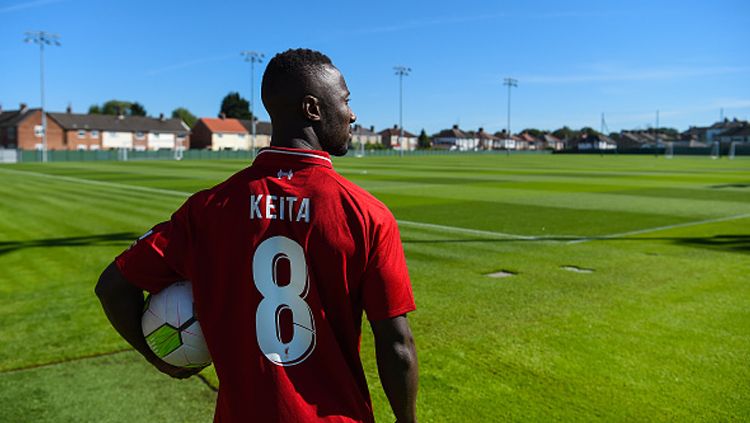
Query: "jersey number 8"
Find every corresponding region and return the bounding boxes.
[253,236,316,366]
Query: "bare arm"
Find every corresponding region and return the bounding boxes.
[371,314,418,423]
[94,262,199,379]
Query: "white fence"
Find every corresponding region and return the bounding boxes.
[0,149,18,164]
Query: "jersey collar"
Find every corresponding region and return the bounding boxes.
[255,147,333,169]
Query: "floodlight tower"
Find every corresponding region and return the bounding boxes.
[394,66,411,157]
[241,50,264,157]
[24,31,60,163]
[503,77,518,155]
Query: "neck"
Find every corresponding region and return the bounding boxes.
[270,125,323,151]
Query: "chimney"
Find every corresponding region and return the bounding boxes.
[20,103,28,113]
[369,125,374,132]
[393,124,398,129]
[0,103,3,114]
[478,127,484,133]
[66,103,72,114]
[220,112,226,119]
[159,113,165,121]
[452,124,459,130]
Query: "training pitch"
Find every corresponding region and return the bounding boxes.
[0,153,748,421]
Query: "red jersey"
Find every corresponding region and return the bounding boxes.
[115,147,416,422]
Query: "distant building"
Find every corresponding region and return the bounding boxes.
[191,117,249,150]
[476,128,499,150]
[432,125,479,151]
[379,125,417,150]
[573,133,617,150]
[238,119,272,149]
[351,124,382,147]
[0,104,189,150]
[718,123,750,143]
[542,133,565,150]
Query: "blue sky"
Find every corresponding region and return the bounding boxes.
[1,0,748,134]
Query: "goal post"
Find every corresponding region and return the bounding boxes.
[728,141,738,160]
[664,142,674,159]
[710,141,720,159]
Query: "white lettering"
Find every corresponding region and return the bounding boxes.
[296,198,310,223]
[250,195,263,219]
[266,195,277,220]
[287,197,297,219]
[249,194,310,223]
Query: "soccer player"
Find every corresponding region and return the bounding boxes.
[95,48,418,423]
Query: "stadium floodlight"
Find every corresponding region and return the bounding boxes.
[394,66,411,157]
[503,77,518,155]
[24,31,61,163]
[241,50,264,158]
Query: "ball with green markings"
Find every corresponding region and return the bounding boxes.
[142,281,211,368]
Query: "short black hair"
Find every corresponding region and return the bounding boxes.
[261,48,333,108]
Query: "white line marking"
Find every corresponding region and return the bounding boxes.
[568,213,750,244]
[0,168,190,198]
[396,220,573,240]
[6,167,748,246]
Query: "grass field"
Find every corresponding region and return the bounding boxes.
[0,153,748,422]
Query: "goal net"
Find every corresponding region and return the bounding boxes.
[710,141,720,159]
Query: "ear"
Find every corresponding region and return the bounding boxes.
[301,95,321,121]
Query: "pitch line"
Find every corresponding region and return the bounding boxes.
[396,220,570,240]
[0,167,190,198]
[568,212,750,244]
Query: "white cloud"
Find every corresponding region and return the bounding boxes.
[0,0,64,14]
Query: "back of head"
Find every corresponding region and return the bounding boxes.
[261,48,333,118]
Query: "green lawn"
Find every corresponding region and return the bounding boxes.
[0,153,748,421]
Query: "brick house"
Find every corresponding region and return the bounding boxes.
[238,119,273,149]
[191,117,249,150]
[0,105,65,150]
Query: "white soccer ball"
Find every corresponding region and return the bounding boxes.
[142,281,211,368]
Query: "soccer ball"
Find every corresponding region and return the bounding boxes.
[142,281,211,368]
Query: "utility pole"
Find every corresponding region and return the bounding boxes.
[394,66,411,157]
[241,50,264,157]
[503,78,518,155]
[24,31,60,163]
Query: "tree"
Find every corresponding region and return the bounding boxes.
[219,92,253,120]
[580,126,601,137]
[88,100,148,117]
[129,102,147,117]
[417,129,431,149]
[521,128,545,137]
[172,107,198,128]
[552,126,579,140]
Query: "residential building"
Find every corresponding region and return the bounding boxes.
[48,111,189,151]
[718,123,750,143]
[476,128,499,150]
[542,133,565,150]
[238,119,273,149]
[351,124,382,147]
[379,125,417,150]
[493,130,516,150]
[0,104,65,150]
[191,117,249,150]
[432,125,479,151]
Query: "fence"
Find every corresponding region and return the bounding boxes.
[1,145,747,164]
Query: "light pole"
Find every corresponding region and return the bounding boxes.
[241,50,264,157]
[24,31,60,163]
[503,77,518,154]
[394,66,411,157]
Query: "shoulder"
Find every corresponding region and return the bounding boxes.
[328,170,393,216]
[182,167,253,213]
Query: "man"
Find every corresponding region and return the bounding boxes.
[95,48,418,423]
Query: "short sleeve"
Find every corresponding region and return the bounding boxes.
[361,213,416,321]
[115,200,193,293]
